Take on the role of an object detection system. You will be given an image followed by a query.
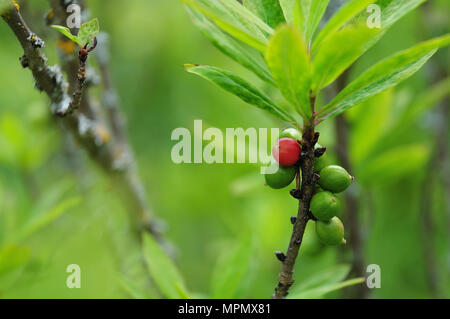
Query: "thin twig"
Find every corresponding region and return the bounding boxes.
[56,38,97,116]
[272,103,318,299]
[55,43,91,116]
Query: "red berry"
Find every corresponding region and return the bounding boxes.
[272,138,301,166]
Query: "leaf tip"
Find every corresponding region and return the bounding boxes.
[184,63,199,72]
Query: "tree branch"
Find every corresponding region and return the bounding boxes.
[93,32,168,239]
[49,0,166,242]
[1,3,165,242]
[273,105,318,299]
[1,7,71,114]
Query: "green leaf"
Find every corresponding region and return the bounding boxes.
[290,264,352,294]
[313,0,426,54]
[312,0,376,54]
[317,35,450,123]
[286,263,360,299]
[215,0,273,36]
[359,79,450,160]
[373,0,427,30]
[312,26,379,92]
[77,18,99,46]
[278,0,295,23]
[243,0,285,28]
[265,25,312,118]
[396,77,450,128]
[211,235,253,298]
[288,277,365,299]
[349,90,393,165]
[14,197,81,243]
[51,25,81,46]
[351,0,428,52]
[185,64,295,123]
[182,0,269,52]
[186,7,274,85]
[293,0,330,46]
[358,144,430,185]
[142,233,189,299]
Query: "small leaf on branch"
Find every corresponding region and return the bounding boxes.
[77,18,100,46]
[312,0,376,54]
[184,64,295,123]
[186,7,274,85]
[51,25,81,46]
[243,0,285,28]
[52,18,99,47]
[312,0,427,55]
[293,0,330,46]
[265,25,312,118]
[312,26,379,92]
[316,34,450,122]
[182,0,269,53]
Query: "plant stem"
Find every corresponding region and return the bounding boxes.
[272,116,317,299]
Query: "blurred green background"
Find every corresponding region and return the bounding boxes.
[0,0,448,298]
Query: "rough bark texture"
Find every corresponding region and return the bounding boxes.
[1,3,165,242]
[273,117,317,299]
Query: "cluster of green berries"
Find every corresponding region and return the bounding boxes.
[264,128,354,249]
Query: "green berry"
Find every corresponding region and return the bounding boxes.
[319,165,353,193]
[264,162,296,189]
[300,221,323,256]
[314,156,328,173]
[280,128,302,141]
[314,144,328,173]
[310,191,340,221]
[316,217,345,246]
